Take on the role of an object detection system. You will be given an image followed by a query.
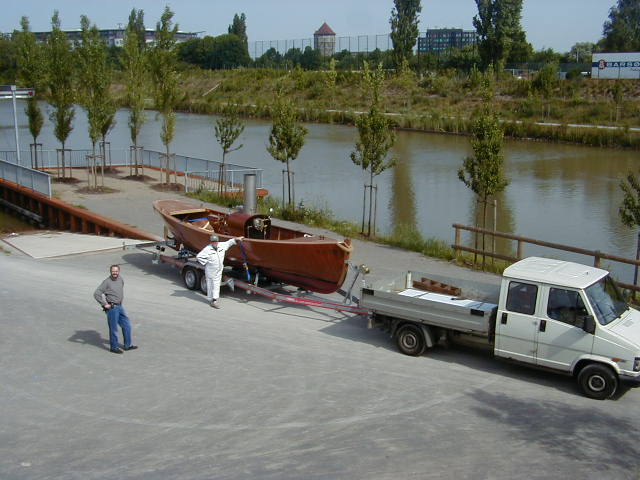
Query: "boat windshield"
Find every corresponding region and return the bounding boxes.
[585,275,629,325]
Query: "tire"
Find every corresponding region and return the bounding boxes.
[578,364,618,400]
[200,273,208,295]
[395,324,425,356]
[182,267,199,290]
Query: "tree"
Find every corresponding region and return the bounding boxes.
[458,87,508,267]
[473,0,525,71]
[532,62,559,119]
[602,0,640,52]
[123,11,148,177]
[284,48,303,69]
[210,34,251,69]
[300,45,322,70]
[350,62,397,237]
[77,15,114,189]
[389,0,422,71]
[127,8,146,51]
[568,42,595,63]
[254,47,283,69]
[0,35,17,84]
[46,11,75,179]
[228,13,248,49]
[267,97,308,209]
[505,30,533,64]
[323,58,337,106]
[619,170,640,293]
[214,114,245,195]
[15,16,45,169]
[149,6,179,185]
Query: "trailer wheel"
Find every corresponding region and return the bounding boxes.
[578,364,618,400]
[200,273,208,295]
[182,267,199,290]
[396,324,425,356]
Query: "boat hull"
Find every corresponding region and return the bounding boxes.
[153,199,352,293]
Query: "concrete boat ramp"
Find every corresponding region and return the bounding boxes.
[1,231,148,259]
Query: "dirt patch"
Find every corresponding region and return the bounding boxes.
[52,177,82,184]
[75,186,120,194]
[150,183,185,192]
[122,174,155,182]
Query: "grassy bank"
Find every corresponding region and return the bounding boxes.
[114,67,640,150]
[187,189,459,263]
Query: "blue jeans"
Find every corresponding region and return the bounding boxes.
[106,304,132,350]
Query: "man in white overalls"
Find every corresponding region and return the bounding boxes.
[196,234,244,308]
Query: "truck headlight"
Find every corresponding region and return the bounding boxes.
[634,357,640,372]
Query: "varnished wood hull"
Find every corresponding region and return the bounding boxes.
[153,199,352,293]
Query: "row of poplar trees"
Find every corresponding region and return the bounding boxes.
[13,7,181,189]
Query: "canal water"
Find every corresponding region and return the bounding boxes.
[1,101,638,279]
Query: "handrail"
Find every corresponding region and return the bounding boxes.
[452,223,640,292]
[0,158,51,197]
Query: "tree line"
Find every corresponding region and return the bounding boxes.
[2,0,637,82]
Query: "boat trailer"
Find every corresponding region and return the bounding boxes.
[131,240,370,316]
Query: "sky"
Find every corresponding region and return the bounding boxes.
[0,0,619,54]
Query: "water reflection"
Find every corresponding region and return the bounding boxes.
[389,140,416,233]
[467,191,516,259]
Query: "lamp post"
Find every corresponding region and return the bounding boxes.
[0,85,36,165]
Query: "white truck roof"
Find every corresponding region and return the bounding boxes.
[503,257,608,289]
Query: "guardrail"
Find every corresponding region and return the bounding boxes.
[0,158,51,197]
[184,169,263,193]
[0,148,263,195]
[452,223,640,292]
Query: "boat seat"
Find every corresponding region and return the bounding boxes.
[207,215,229,235]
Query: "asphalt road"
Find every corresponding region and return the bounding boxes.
[2,242,640,479]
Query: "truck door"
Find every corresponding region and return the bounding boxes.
[535,287,594,371]
[494,281,540,364]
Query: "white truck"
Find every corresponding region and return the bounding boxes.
[360,256,640,399]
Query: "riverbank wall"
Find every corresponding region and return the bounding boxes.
[0,177,160,241]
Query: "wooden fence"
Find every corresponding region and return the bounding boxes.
[452,223,640,292]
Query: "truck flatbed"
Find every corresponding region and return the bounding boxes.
[360,271,498,336]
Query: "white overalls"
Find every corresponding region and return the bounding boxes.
[196,238,237,302]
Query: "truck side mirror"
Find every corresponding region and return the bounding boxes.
[579,315,596,334]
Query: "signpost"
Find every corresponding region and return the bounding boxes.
[0,85,36,165]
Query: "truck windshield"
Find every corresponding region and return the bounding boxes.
[585,275,629,325]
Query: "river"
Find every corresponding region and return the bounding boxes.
[1,100,638,280]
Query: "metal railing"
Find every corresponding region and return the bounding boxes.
[184,168,263,193]
[0,148,263,196]
[0,158,51,197]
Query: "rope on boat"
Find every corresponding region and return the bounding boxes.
[238,240,251,281]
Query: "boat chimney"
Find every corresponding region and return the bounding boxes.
[243,174,257,214]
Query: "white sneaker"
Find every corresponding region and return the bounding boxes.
[212,300,221,309]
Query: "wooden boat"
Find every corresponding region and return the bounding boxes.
[152,199,353,293]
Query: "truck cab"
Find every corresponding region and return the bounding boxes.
[494,257,640,399]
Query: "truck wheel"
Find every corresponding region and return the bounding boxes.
[578,364,618,400]
[200,273,208,295]
[396,324,425,356]
[182,267,199,290]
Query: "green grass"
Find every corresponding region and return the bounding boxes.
[187,190,464,263]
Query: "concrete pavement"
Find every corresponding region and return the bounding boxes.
[2,247,640,479]
[1,170,640,479]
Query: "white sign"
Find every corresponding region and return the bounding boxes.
[591,52,640,79]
